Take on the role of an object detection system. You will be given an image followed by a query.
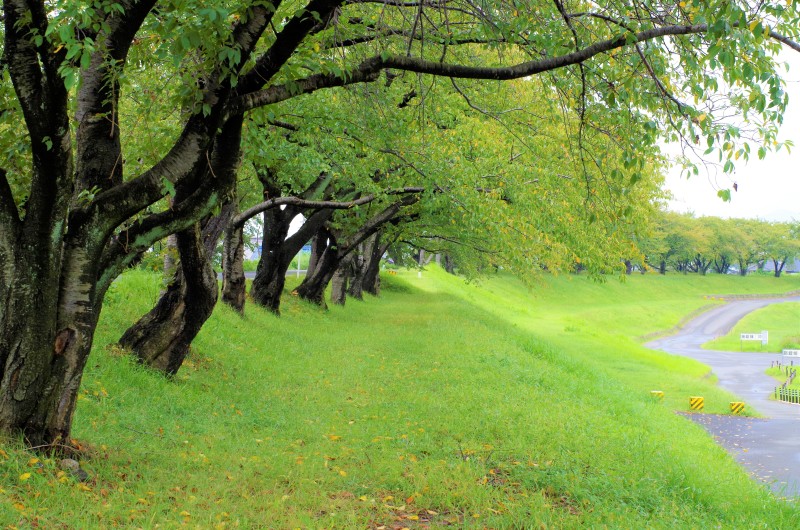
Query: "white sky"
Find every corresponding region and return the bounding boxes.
[664,52,800,222]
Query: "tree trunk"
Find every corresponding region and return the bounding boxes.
[331,254,353,306]
[346,243,366,300]
[250,207,295,313]
[295,193,420,307]
[659,260,666,275]
[358,233,390,297]
[249,207,334,314]
[0,255,99,448]
[294,228,337,307]
[624,260,633,275]
[221,222,246,312]
[774,258,785,278]
[738,259,749,276]
[307,230,326,277]
[444,254,456,274]
[118,222,219,375]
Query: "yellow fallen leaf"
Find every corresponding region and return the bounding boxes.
[28,457,39,466]
[180,511,191,517]
[19,473,31,481]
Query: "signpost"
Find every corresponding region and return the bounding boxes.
[740,330,768,351]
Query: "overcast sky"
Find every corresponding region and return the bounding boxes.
[664,53,800,222]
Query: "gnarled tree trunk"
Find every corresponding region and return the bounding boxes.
[118,222,218,375]
[117,117,242,375]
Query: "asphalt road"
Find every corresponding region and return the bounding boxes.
[647,294,800,497]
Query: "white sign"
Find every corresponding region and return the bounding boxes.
[741,331,769,345]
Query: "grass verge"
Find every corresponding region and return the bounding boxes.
[1,268,799,528]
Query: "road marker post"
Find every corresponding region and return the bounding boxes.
[730,402,745,414]
[689,396,704,411]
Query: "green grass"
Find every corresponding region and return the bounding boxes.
[704,302,800,352]
[2,268,800,528]
[766,366,800,390]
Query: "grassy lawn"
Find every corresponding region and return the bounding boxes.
[704,302,800,353]
[1,268,799,528]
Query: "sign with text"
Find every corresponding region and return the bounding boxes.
[740,331,768,345]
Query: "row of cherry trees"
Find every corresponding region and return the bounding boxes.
[635,212,800,276]
[2,0,800,447]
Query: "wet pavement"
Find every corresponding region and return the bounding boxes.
[647,295,800,497]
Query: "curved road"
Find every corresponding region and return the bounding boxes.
[647,295,800,497]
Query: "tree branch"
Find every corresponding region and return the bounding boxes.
[96,179,224,295]
[339,193,421,256]
[87,5,275,232]
[231,23,717,117]
[228,66,382,116]
[236,0,346,95]
[231,186,424,230]
[75,0,159,194]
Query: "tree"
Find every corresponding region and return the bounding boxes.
[730,218,761,276]
[762,222,800,277]
[2,0,800,447]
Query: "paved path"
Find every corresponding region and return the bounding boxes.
[647,295,800,497]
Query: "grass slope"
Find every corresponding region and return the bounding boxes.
[1,269,799,528]
[705,302,800,353]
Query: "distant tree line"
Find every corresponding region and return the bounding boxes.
[632,212,800,277]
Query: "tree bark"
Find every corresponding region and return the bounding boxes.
[331,254,353,306]
[221,221,246,312]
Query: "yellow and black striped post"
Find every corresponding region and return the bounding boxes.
[650,390,664,400]
[689,396,704,411]
[730,402,745,415]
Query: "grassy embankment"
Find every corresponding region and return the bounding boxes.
[705,302,800,353]
[1,268,800,528]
